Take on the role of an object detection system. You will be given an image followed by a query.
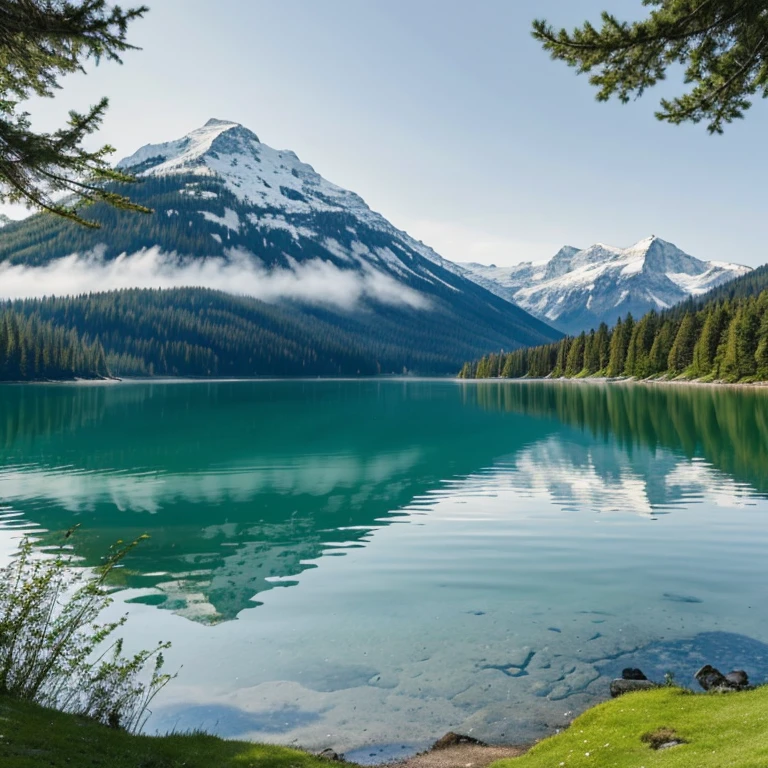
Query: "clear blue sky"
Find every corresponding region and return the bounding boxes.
[8,0,768,267]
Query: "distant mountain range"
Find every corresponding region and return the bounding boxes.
[0,119,560,377]
[460,236,750,334]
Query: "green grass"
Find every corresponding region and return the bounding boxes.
[493,687,768,768]
[0,695,333,768]
[5,688,768,768]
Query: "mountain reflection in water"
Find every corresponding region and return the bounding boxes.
[0,379,766,623]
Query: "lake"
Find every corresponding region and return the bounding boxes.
[2,379,768,761]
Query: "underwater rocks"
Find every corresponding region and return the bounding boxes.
[431,732,487,749]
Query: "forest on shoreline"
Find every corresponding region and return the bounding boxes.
[460,285,768,385]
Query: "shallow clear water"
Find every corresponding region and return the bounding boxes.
[2,379,768,760]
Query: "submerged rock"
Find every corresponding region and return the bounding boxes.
[609,679,657,697]
[432,732,487,750]
[622,668,648,681]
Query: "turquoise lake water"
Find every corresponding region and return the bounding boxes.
[1,379,768,760]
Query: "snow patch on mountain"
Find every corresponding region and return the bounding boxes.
[117,118,470,296]
[200,208,240,232]
[461,236,750,334]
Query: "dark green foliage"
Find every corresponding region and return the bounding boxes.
[532,1,768,133]
[595,322,611,371]
[667,312,697,373]
[565,332,586,376]
[606,315,631,377]
[0,1,149,225]
[625,310,659,378]
[4,283,552,380]
[583,329,600,375]
[692,305,728,377]
[0,307,107,381]
[460,286,768,384]
[648,319,674,375]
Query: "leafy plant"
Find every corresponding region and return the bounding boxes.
[0,530,174,732]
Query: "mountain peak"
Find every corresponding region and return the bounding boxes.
[203,118,240,128]
[460,236,751,334]
[117,119,262,174]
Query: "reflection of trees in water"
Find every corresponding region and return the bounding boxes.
[466,381,768,495]
[0,385,110,450]
[0,381,550,623]
[2,380,764,623]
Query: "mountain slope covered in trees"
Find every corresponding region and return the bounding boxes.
[4,284,551,380]
[0,119,560,379]
[460,266,768,383]
[0,307,109,381]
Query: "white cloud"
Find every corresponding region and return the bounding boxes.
[0,246,430,311]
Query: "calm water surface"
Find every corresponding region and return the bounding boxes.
[2,379,768,760]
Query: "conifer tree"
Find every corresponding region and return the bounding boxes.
[720,308,742,381]
[626,310,659,377]
[552,336,571,378]
[755,312,768,380]
[565,332,586,376]
[0,0,150,226]
[584,329,601,374]
[532,1,768,133]
[624,321,640,377]
[648,319,674,375]
[668,312,697,373]
[595,322,611,371]
[735,298,761,378]
[606,316,627,377]
[692,306,720,377]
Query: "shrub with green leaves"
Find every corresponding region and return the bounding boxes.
[0,532,173,732]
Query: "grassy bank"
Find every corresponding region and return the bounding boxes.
[4,688,768,767]
[0,695,332,768]
[494,686,768,768]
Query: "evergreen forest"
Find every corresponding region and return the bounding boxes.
[460,270,768,383]
[0,308,109,381]
[1,285,533,381]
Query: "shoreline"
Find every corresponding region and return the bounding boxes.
[3,373,767,388]
[457,374,768,389]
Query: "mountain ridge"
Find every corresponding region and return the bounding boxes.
[461,236,750,335]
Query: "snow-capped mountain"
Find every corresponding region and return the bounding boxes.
[114,118,480,286]
[0,120,561,372]
[461,237,751,335]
